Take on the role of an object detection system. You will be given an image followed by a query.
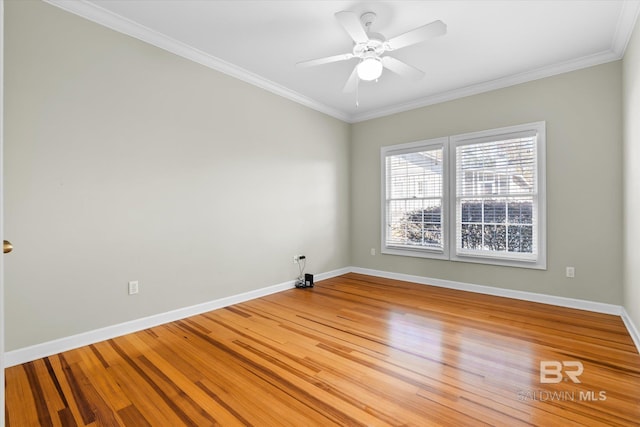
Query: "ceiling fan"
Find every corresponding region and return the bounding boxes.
[297,11,446,93]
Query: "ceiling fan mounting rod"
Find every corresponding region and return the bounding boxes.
[360,11,377,31]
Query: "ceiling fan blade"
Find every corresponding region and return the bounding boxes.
[297,53,354,68]
[386,20,446,51]
[335,11,369,44]
[381,56,425,80]
[343,65,359,93]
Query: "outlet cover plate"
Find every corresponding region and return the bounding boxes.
[128,280,139,295]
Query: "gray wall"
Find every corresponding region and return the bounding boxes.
[4,1,351,350]
[351,62,623,304]
[3,0,631,352]
[624,17,640,333]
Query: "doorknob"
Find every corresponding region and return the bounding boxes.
[3,240,13,254]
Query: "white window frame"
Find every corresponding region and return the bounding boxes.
[381,137,450,260]
[380,122,546,270]
[449,122,546,269]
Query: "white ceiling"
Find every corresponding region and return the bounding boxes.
[47,0,640,122]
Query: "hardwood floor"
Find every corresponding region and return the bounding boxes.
[5,273,640,426]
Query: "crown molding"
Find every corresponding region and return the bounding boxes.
[612,0,640,56]
[350,48,622,122]
[352,0,640,122]
[351,0,639,122]
[44,0,640,125]
[43,0,351,123]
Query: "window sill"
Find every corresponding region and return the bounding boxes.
[381,246,449,260]
[451,252,547,270]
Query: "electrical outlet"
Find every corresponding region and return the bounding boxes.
[566,267,575,278]
[370,248,376,256]
[128,280,139,295]
[293,256,299,264]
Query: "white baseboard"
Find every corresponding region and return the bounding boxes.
[351,267,640,354]
[4,267,350,367]
[314,266,352,282]
[6,265,638,366]
[351,267,622,315]
[621,307,640,354]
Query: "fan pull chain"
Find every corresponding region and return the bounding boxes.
[355,78,360,108]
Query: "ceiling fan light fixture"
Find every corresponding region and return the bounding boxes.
[357,57,383,81]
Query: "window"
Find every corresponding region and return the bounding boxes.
[450,122,546,268]
[381,122,546,269]
[381,138,449,259]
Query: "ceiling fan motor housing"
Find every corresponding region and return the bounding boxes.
[353,36,385,57]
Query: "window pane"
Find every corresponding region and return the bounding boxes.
[461,200,482,223]
[508,225,533,253]
[389,200,406,224]
[423,210,439,223]
[508,201,533,224]
[483,225,506,251]
[461,224,482,249]
[405,220,423,245]
[484,200,506,224]
[424,224,441,245]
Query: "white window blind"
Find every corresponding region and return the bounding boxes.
[382,139,447,258]
[452,125,544,267]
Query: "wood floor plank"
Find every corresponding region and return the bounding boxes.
[106,358,189,426]
[6,273,640,426]
[45,354,87,426]
[6,363,40,427]
[75,346,131,413]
